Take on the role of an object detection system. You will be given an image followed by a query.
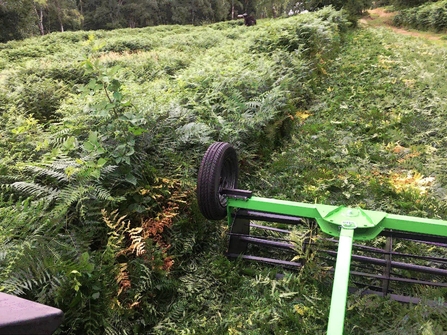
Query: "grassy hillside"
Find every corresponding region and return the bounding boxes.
[1,6,447,334]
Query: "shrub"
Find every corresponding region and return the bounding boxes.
[102,37,154,53]
[393,0,447,32]
[251,7,348,58]
[11,74,68,122]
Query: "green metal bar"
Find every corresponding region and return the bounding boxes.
[226,196,321,227]
[227,196,321,219]
[381,214,447,237]
[327,227,354,335]
[227,196,447,240]
[225,193,447,335]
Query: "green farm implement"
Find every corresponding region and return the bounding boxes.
[197,142,447,335]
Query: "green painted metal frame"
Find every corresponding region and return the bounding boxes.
[226,195,447,335]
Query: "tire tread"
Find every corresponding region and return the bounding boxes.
[197,142,238,220]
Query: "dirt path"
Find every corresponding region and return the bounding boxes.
[360,8,445,41]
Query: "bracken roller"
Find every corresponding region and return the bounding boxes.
[197,142,447,335]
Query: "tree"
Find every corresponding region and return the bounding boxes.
[30,0,81,35]
[256,0,298,18]
[0,0,37,42]
[211,0,229,21]
[83,0,126,30]
[32,0,46,35]
[303,0,372,18]
[121,0,174,28]
[47,0,83,32]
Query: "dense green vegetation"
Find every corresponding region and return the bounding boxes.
[245,22,447,335]
[393,0,447,32]
[1,5,447,334]
[0,7,351,334]
[373,0,436,9]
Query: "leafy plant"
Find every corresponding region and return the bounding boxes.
[393,0,447,32]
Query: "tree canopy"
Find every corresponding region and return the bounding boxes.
[0,0,378,42]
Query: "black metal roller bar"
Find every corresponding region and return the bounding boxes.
[233,209,304,225]
[323,250,447,276]
[349,271,447,287]
[380,230,447,246]
[347,287,447,306]
[249,223,293,234]
[323,243,447,264]
[226,253,302,269]
[229,234,295,250]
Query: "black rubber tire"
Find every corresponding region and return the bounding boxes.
[197,142,239,220]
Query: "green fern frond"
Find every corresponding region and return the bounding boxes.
[128,261,155,294]
[165,300,187,321]
[48,127,73,146]
[99,165,118,176]
[56,184,91,207]
[24,165,69,183]
[104,324,125,335]
[94,186,114,201]
[245,100,262,110]
[8,181,59,200]
[48,158,81,171]
[1,240,67,299]
[0,174,22,184]
[176,122,213,145]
